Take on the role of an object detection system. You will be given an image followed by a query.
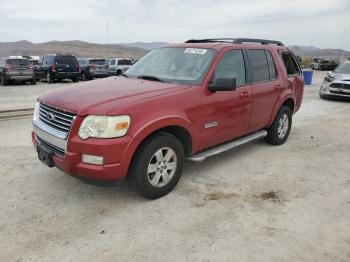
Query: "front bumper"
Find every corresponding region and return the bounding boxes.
[32,120,134,181]
[320,82,350,99]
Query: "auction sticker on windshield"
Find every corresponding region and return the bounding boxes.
[184,48,208,55]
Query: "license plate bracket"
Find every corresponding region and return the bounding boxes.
[37,145,55,167]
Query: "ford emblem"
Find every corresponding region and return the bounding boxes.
[47,113,55,121]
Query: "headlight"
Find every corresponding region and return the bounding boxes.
[33,102,40,121]
[78,115,130,140]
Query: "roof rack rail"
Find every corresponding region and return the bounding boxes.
[185,38,284,46]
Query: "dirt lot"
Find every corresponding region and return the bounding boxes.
[0,71,349,262]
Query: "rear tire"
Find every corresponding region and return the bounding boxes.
[116,70,122,76]
[72,77,79,82]
[81,72,88,81]
[1,75,7,86]
[31,78,37,85]
[265,106,292,146]
[129,133,184,199]
[46,72,53,83]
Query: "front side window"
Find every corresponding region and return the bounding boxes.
[279,51,301,76]
[212,50,246,86]
[126,47,216,85]
[247,50,270,83]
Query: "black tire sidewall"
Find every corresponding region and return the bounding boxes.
[266,106,292,145]
[131,134,184,199]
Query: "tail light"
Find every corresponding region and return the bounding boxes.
[89,64,95,70]
[4,64,12,71]
[51,64,57,72]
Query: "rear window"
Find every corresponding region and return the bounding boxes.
[6,59,30,66]
[89,59,107,65]
[247,50,270,83]
[118,59,132,66]
[55,56,78,65]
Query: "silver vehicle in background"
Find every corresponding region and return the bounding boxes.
[0,58,36,86]
[320,61,350,99]
[108,58,133,76]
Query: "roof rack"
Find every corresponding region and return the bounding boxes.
[185,38,284,46]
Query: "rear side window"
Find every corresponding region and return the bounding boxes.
[55,56,78,65]
[6,59,30,66]
[247,50,270,83]
[213,50,246,86]
[118,59,132,65]
[265,51,276,80]
[279,51,301,76]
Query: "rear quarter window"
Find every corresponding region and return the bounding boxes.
[278,51,301,76]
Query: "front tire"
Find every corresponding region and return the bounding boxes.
[129,133,184,199]
[265,106,292,146]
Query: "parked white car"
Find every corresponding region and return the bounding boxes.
[319,61,350,99]
[108,58,133,76]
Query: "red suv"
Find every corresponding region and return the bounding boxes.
[32,38,304,199]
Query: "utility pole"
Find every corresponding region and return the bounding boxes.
[106,19,109,60]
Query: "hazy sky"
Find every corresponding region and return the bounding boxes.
[0,0,349,50]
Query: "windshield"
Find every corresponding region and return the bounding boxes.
[125,47,216,85]
[6,59,30,66]
[334,62,350,74]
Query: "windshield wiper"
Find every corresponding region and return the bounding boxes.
[137,75,164,82]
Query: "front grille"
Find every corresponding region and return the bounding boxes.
[330,83,350,90]
[39,103,76,135]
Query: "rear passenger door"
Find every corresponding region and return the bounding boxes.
[201,49,252,149]
[247,49,282,132]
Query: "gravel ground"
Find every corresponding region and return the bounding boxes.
[0,71,349,262]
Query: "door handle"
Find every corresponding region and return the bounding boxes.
[239,91,250,98]
[275,84,283,90]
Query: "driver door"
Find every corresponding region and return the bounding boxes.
[200,49,252,150]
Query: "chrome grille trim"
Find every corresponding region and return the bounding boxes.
[33,123,67,151]
[38,103,76,135]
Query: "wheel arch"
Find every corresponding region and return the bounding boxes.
[121,117,196,177]
[268,95,295,127]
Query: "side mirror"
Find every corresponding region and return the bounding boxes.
[208,77,236,92]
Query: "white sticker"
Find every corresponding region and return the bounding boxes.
[184,48,208,55]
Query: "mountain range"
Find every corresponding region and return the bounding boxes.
[0,40,349,59]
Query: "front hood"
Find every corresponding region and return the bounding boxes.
[331,72,350,81]
[40,77,190,116]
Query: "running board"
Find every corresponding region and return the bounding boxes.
[187,130,268,163]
